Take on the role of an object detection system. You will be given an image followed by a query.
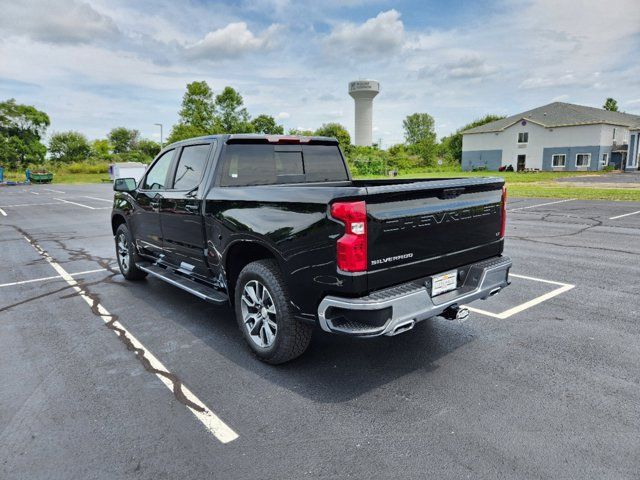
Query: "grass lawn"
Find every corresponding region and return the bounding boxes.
[3,166,638,201]
[357,170,640,202]
[507,183,640,201]
[2,170,109,184]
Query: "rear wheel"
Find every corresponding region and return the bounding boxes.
[235,259,313,364]
[115,223,147,281]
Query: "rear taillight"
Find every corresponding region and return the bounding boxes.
[331,201,367,272]
[500,185,507,238]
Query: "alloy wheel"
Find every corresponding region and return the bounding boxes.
[240,280,278,348]
[116,233,130,272]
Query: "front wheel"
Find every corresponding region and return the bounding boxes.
[235,259,313,364]
[115,223,147,281]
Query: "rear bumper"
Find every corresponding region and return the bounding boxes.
[317,255,512,337]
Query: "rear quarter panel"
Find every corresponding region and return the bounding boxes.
[204,185,366,317]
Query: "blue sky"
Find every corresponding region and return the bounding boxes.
[1,0,639,146]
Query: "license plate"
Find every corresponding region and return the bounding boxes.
[431,270,458,297]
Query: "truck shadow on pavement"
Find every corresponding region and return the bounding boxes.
[131,278,476,403]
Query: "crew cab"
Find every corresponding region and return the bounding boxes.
[111,134,511,364]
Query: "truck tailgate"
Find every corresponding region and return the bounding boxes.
[361,178,505,291]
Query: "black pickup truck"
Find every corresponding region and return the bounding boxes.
[111,134,511,363]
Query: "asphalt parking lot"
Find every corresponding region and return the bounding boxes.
[1,184,639,479]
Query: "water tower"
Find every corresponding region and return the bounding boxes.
[349,80,380,146]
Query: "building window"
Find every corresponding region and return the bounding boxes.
[552,154,566,167]
[517,132,529,143]
[601,153,608,166]
[576,153,591,168]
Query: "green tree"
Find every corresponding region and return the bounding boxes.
[179,81,217,131]
[403,113,436,145]
[314,123,351,150]
[0,98,50,168]
[215,86,252,133]
[91,139,111,157]
[402,113,438,165]
[168,81,219,143]
[136,139,161,159]
[603,97,619,112]
[288,128,314,136]
[48,131,91,164]
[441,114,505,163]
[108,127,139,154]
[251,114,284,134]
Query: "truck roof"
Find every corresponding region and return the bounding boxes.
[165,134,339,149]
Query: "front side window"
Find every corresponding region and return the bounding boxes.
[518,132,529,143]
[142,149,174,190]
[172,144,210,190]
[552,154,566,167]
[576,153,591,167]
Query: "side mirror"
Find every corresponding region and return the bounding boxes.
[114,177,137,192]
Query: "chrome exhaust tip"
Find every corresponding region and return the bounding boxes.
[456,306,469,321]
[391,319,415,335]
[442,304,469,321]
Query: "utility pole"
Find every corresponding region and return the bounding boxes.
[154,123,163,148]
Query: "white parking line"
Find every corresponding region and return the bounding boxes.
[44,188,66,194]
[0,268,106,288]
[609,210,640,220]
[31,191,40,195]
[466,273,575,320]
[53,197,96,209]
[0,202,61,208]
[0,208,6,217]
[83,196,112,203]
[508,198,576,212]
[22,235,239,444]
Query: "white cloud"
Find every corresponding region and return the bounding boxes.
[185,22,280,60]
[519,73,596,90]
[418,54,498,81]
[0,0,119,44]
[1,0,639,147]
[325,10,404,56]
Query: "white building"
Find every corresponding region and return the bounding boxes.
[462,102,640,171]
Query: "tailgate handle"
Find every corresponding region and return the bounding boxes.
[439,187,465,199]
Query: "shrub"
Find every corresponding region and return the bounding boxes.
[350,156,385,176]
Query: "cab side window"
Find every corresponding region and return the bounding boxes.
[172,144,210,190]
[142,149,174,190]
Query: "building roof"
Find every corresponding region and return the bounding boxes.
[463,102,640,134]
[111,162,146,167]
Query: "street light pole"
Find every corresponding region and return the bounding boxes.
[154,123,163,148]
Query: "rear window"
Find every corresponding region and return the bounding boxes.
[220,144,348,186]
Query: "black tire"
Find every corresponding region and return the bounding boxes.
[234,259,313,364]
[115,223,147,281]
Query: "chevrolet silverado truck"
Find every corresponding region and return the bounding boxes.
[111,134,511,364]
